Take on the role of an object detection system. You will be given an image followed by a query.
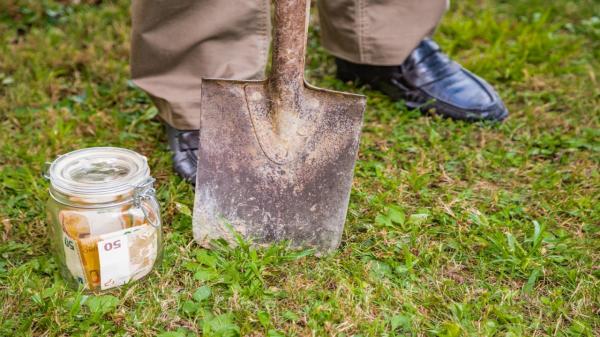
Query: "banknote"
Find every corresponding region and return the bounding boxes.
[97,224,158,290]
[61,231,88,287]
[60,207,157,290]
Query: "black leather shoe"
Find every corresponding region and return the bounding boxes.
[336,38,508,122]
[166,125,198,185]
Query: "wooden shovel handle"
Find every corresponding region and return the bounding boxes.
[269,0,310,113]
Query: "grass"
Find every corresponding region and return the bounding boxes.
[1,0,599,336]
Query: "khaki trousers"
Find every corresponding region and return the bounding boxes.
[131,0,448,130]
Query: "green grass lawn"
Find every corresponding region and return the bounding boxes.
[1,0,599,336]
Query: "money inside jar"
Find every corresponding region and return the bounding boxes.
[46,147,162,290]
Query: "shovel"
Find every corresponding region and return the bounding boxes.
[192,0,366,253]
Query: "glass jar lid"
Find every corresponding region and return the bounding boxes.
[46,147,150,201]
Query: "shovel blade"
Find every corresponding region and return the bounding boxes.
[193,79,365,253]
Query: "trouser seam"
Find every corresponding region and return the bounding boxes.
[256,0,270,78]
[356,0,365,63]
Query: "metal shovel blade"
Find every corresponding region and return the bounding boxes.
[192,0,365,253]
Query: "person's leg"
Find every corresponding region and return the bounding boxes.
[318,0,447,66]
[318,0,508,122]
[131,0,271,183]
[131,0,271,131]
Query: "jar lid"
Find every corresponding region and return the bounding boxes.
[46,147,150,200]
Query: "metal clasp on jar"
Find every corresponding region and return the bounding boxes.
[43,157,62,180]
[133,177,160,228]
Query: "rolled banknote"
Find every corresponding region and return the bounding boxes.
[97,224,158,289]
[59,205,157,290]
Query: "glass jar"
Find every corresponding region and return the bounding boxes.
[45,147,162,291]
